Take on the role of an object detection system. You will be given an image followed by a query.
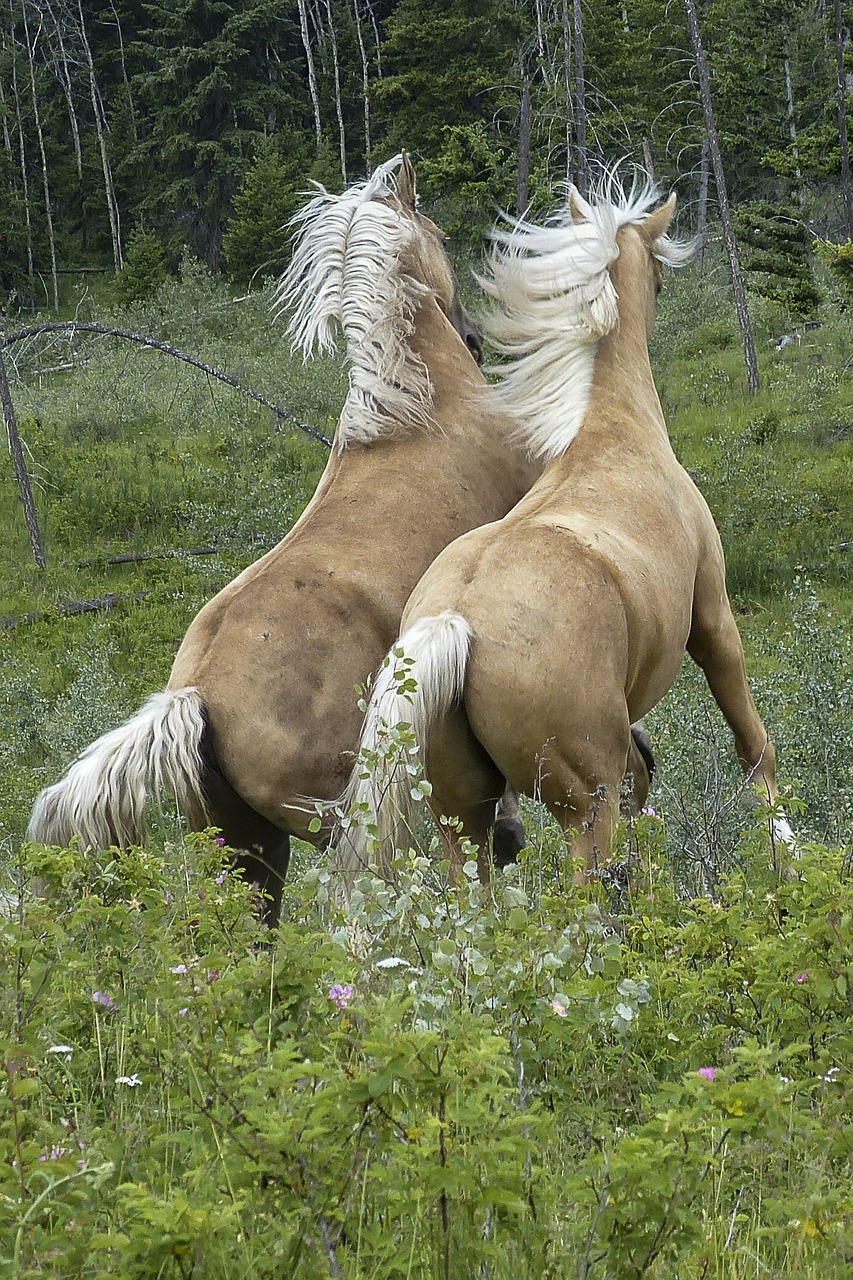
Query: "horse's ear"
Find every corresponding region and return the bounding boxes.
[568,184,593,223]
[641,193,677,246]
[396,151,417,209]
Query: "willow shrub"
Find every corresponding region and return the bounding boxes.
[2,815,852,1280]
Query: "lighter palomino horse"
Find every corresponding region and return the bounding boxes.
[338,178,792,884]
[28,154,539,922]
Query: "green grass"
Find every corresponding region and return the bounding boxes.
[1,257,851,1278]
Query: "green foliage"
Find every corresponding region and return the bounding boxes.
[222,141,306,286]
[418,122,516,243]
[111,228,170,304]
[733,201,822,318]
[2,824,853,1277]
[814,238,853,298]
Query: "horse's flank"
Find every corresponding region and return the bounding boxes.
[338,174,788,885]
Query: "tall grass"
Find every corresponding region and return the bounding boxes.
[1,258,851,1278]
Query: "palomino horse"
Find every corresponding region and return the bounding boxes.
[28,154,540,921]
[337,177,792,884]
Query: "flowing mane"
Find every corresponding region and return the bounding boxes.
[275,155,434,448]
[481,173,691,462]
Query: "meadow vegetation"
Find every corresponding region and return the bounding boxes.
[1,254,851,1277]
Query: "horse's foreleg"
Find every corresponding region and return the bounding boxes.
[688,609,778,797]
[688,600,794,846]
[493,786,527,867]
[432,799,500,885]
[624,721,655,817]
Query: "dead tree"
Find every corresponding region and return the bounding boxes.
[833,0,853,237]
[683,0,760,393]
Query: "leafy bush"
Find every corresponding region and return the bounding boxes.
[2,823,852,1278]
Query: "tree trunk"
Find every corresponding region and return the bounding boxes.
[683,0,760,392]
[518,78,531,214]
[77,0,122,270]
[0,77,13,162]
[20,0,59,310]
[696,133,710,272]
[46,6,83,181]
[351,0,372,172]
[108,1,138,144]
[366,0,382,78]
[784,56,804,207]
[833,0,853,237]
[642,137,655,181]
[561,0,573,181]
[0,342,46,569]
[8,16,34,285]
[297,0,323,149]
[323,0,347,183]
[573,0,588,194]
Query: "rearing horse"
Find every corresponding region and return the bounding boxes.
[338,177,792,883]
[28,154,539,920]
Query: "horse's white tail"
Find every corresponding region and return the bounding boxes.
[27,688,211,850]
[336,612,473,883]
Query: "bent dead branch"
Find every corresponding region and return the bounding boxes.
[1,320,334,569]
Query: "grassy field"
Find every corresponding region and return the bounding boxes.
[1,254,851,1277]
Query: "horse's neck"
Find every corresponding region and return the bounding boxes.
[584,311,670,449]
[410,297,540,490]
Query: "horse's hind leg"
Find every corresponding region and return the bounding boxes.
[200,761,291,926]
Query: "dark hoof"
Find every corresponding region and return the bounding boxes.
[493,817,526,868]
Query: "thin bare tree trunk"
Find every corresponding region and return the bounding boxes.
[0,342,45,568]
[108,1,137,143]
[77,0,122,269]
[21,0,59,310]
[365,0,382,78]
[561,0,573,181]
[684,0,759,392]
[833,0,853,237]
[0,77,13,161]
[8,17,34,284]
[323,0,347,183]
[46,7,83,181]
[518,77,532,214]
[696,133,710,272]
[642,137,655,181]
[297,0,322,149]
[351,0,372,172]
[573,0,588,194]
[784,56,804,206]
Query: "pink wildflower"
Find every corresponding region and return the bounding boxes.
[92,991,115,1012]
[328,983,354,1011]
[697,1066,716,1082]
[796,972,809,984]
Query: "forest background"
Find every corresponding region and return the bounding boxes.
[1,0,852,300]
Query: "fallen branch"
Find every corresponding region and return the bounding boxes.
[1,321,334,449]
[81,546,220,567]
[1,591,150,630]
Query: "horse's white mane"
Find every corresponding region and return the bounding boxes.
[275,155,434,448]
[481,171,692,463]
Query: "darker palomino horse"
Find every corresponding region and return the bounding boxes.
[28,154,539,921]
[338,177,792,884]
